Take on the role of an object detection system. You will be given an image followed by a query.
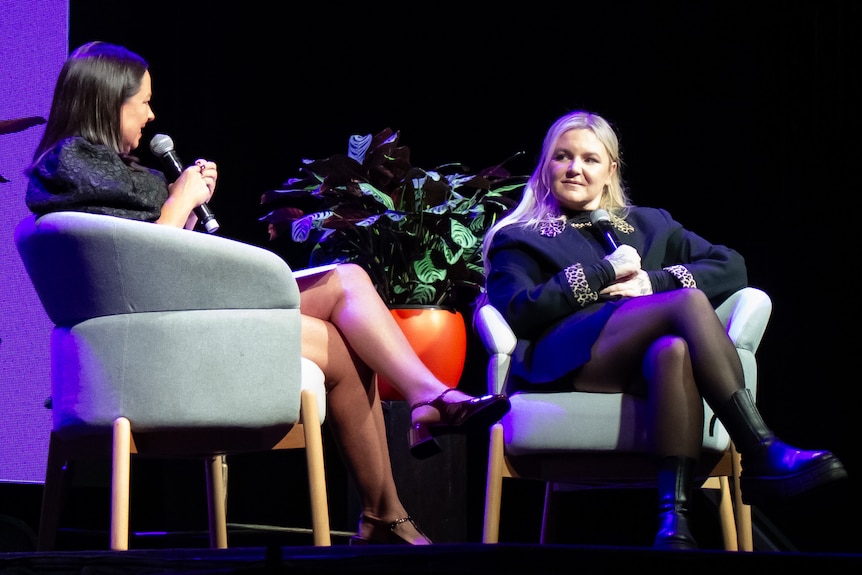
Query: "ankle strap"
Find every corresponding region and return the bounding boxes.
[409,387,456,411]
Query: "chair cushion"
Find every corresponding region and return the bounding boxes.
[503,392,730,456]
[477,287,769,457]
[50,309,303,434]
[301,357,327,424]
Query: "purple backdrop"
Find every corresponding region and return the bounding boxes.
[0,1,67,483]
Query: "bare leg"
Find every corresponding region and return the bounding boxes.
[297,263,487,421]
[300,314,430,544]
[297,263,509,460]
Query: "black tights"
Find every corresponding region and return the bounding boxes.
[572,289,745,459]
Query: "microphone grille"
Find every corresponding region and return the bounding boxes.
[590,209,611,224]
[149,133,174,156]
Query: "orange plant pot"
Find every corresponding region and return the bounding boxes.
[377,306,467,401]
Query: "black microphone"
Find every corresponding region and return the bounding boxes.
[589,209,621,253]
[149,133,219,233]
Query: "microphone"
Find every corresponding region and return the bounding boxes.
[589,209,621,253]
[149,133,219,233]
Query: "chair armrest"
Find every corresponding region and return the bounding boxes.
[714,287,773,354]
[475,304,518,356]
[475,304,518,396]
[292,263,339,279]
[16,212,300,326]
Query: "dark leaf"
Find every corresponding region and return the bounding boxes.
[260,128,527,311]
[0,116,46,136]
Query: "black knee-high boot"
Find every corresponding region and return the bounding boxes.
[653,456,698,550]
[715,389,847,505]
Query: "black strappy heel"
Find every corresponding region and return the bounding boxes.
[408,389,511,459]
[349,515,432,545]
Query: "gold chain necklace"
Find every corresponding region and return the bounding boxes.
[569,214,635,233]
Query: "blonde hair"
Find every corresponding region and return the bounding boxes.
[481,110,632,277]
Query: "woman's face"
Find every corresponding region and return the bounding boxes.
[548,128,616,212]
[120,69,155,154]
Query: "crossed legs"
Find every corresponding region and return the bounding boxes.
[572,288,744,457]
[571,288,747,548]
[300,313,429,543]
[572,288,846,547]
[295,263,480,544]
[297,263,488,427]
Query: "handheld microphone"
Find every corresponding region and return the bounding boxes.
[589,209,621,253]
[149,133,219,233]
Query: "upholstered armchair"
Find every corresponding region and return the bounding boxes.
[475,286,772,551]
[15,211,331,550]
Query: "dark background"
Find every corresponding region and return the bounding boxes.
[62,0,861,553]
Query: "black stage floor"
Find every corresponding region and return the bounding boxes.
[2,421,860,574]
[2,543,862,575]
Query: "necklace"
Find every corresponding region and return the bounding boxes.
[539,211,634,237]
[570,213,635,233]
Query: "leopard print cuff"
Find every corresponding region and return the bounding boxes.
[663,264,696,288]
[564,264,599,305]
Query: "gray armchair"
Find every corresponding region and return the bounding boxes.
[475,286,773,551]
[14,211,331,550]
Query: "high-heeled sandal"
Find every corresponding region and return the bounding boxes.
[409,388,511,459]
[349,515,432,545]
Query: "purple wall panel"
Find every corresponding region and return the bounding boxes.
[0,1,68,483]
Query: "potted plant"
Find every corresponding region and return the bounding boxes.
[259,127,526,313]
[259,128,526,399]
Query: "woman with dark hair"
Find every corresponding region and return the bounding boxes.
[481,109,847,550]
[27,41,511,545]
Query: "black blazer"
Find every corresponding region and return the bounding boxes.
[485,206,748,392]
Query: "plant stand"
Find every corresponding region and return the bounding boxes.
[385,400,468,542]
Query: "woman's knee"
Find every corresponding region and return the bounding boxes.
[646,335,689,367]
[670,288,711,312]
[644,336,698,398]
[335,262,373,287]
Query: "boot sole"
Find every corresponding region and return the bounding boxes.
[741,455,848,505]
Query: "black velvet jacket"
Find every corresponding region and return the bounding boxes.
[484,206,748,392]
[26,136,168,222]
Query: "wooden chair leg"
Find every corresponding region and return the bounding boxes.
[110,417,131,551]
[730,444,754,551]
[735,499,753,551]
[482,423,505,543]
[301,388,331,546]
[206,454,228,549]
[716,476,739,551]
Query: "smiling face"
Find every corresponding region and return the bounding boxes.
[548,128,617,212]
[120,69,154,154]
